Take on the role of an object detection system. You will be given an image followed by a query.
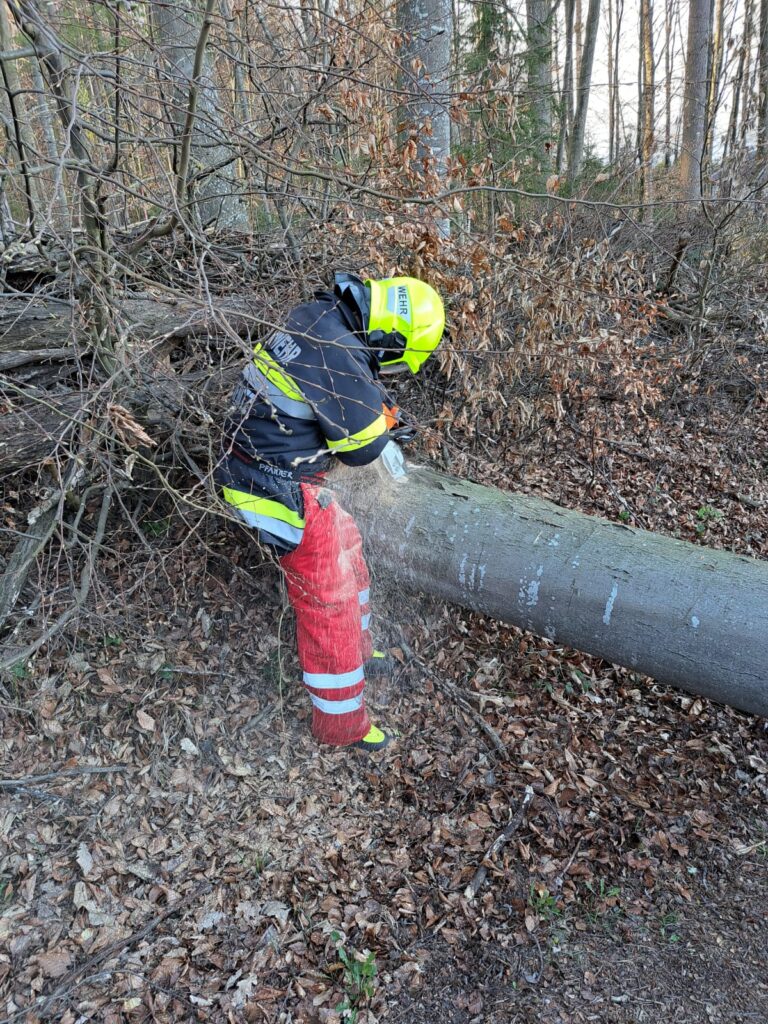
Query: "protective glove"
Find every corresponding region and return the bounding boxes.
[382,403,418,445]
[391,424,418,445]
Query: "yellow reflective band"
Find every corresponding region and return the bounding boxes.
[252,344,306,403]
[326,413,387,453]
[222,487,305,528]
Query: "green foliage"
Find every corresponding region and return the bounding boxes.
[659,911,681,943]
[235,849,270,877]
[142,516,172,538]
[583,878,622,924]
[695,505,724,535]
[528,884,562,921]
[330,931,377,1022]
[8,660,28,681]
[465,0,512,72]
[564,668,594,697]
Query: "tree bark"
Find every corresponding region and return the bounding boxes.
[704,0,724,165]
[557,0,576,172]
[567,0,600,179]
[607,0,615,164]
[639,0,655,216]
[759,0,768,163]
[397,0,452,233]
[152,0,249,231]
[613,0,623,160]
[526,0,553,154]
[679,0,713,201]
[0,0,41,234]
[0,294,262,473]
[332,461,768,718]
[726,0,751,159]
[663,0,675,167]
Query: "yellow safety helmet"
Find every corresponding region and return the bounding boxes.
[366,277,445,374]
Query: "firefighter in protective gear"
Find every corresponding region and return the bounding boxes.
[216,273,445,750]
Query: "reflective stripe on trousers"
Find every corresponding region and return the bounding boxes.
[280,484,373,745]
[221,486,305,549]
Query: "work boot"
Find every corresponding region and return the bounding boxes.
[353,724,394,752]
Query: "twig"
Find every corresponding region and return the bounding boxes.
[431,674,508,757]
[0,482,113,672]
[0,764,130,788]
[464,785,534,900]
[0,494,60,633]
[5,883,211,1022]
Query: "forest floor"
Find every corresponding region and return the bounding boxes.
[1,337,767,1023]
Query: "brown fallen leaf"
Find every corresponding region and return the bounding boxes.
[136,709,155,732]
[35,948,74,978]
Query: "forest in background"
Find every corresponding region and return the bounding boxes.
[0,0,767,1021]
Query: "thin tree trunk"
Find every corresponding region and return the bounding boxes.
[332,461,768,718]
[0,0,39,234]
[152,0,249,231]
[640,0,654,217]
[726,0,751,157]
[758,0,768,162]
[30,58,69,226]
[741,0,756,147]
[664,0,674,166]
[704,0,724,169]
[567,0,600,178]
[608,0,615,164]
[526,0,553,157]
[678,0,713,201]
[397,0,453,234]
[557,0,575,172]
[613,0,624,160]
[637,6,644,162]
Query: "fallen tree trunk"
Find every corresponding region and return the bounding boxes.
[0,294,257,473]
[332,461,768,718]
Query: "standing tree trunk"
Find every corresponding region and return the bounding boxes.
[678,0,713,201]
[726,0,752,158]
[152,0,249,231]
[704,0,724,167]
[636,6,644,163]
[664,0,675,166]
[639,0,655,217]
[526,0,553,158]
[397,0,452,177]
[30,59,69,226]
[758,0,768,163]
[557,0,576,172]
[397,0,452,234]
[0,0,40,234]
[612,0,624,161]
[607,0,615,164]
[567,0,600,179]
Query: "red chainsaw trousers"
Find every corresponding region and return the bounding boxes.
[280,484,373,745]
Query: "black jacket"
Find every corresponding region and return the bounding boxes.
[215,286,390,512]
